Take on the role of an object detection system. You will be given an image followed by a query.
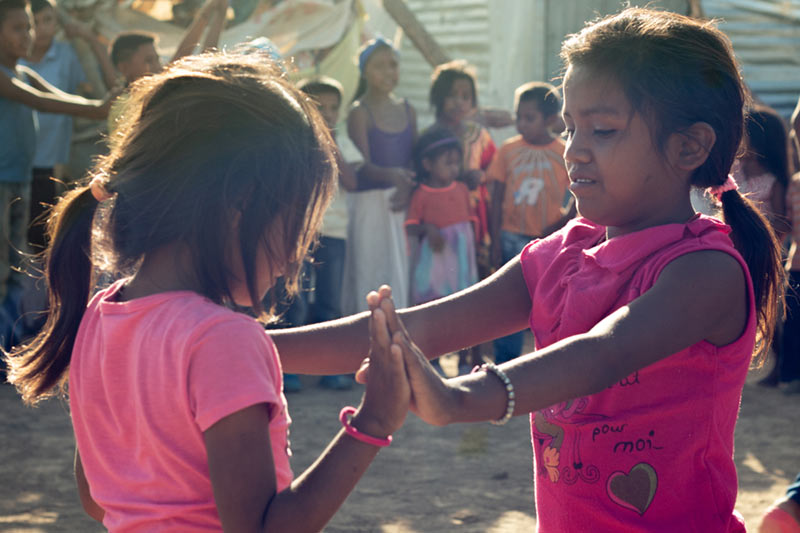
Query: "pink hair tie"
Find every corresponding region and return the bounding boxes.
[707,174,738,201]
[89,177,113,203]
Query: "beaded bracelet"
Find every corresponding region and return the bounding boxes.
[339,406,393,447]
[472,362,516,425]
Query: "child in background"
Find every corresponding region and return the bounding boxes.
[344,37,416,312]
[5,52,409,531]
[733,105,790,237]
[297,75,357,391]
[271,8,785,531]
[21,0,116,250]
[107,0,227,132]
[405,128,477,306]
[487,81,572,364]
[0,0,109,348]
[780,173,800,394]
[428,59,496,273]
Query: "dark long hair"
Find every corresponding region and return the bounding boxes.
[561,8,784,363]
[6,51,336,404]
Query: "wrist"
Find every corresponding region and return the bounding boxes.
[349,408,392,439]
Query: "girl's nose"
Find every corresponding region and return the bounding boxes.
[564,132,590,164]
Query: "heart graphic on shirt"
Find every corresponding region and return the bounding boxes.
[606,463,658,515]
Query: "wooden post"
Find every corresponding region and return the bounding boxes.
[382,0,450,67]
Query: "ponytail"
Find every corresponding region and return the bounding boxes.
[719,189,785,365]
[4,186,98,405]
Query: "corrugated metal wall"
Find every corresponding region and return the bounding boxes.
[702,0,800,119]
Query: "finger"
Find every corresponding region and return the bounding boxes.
[355,357,370,384]
[366,290,380,311]
[371,307,391,353]
[378,285,393,300]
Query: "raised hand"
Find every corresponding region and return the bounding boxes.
[351,294,410,438]
[371,289,458,427]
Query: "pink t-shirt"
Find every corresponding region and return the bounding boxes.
[70,281,292,532]
[520,215,756,532]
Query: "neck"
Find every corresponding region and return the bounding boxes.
[364,86,391,103]
[605,200,696,240]
[438,116,463,132]
[30,38,52,59]
[121,243,201,301]
[524,132,554,145]
[0,50,17,69]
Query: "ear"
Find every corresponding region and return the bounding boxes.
[669,121,717,172]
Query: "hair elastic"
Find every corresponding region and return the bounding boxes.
[339,406,392,447]
[471,362,515,425]
[420,137,461,157]
[89,177,113,203]
[358,36,395,74]
[707,174,738,201]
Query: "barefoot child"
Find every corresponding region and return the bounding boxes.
[5,52,409,531]
[272,8,784,531]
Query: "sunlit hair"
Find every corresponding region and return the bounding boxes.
[561,8,784,363]
[429,59,478,118]
[6,51,336,404]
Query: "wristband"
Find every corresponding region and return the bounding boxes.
[339,406,392,447]
[472,362,515,425]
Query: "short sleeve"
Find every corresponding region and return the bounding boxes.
[187,317,282,431]
[405,189,426,225]
[486,145,506,183]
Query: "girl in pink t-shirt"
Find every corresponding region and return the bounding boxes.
[6,52,410,532]
[272,8,786,532]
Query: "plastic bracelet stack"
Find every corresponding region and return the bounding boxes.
[339,406,393,447]
[472,362,516,425]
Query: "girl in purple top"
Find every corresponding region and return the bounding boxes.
[343,37,417,312]
[273,8,785,532]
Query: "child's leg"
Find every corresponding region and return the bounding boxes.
[312,236,354,390]
[493,230,533,364]
[781,271,800,393]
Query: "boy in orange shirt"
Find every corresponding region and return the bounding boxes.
[487,81,573,363]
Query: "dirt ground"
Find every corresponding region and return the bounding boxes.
[3,354,799,532]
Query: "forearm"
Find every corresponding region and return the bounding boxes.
[87,37,118,91]
[264,425,382,532]
[445,333,620,425]
[173,14,211,61]
[34,91,105,119]
[201,9,225,52]
[274,260,530,374]
[356,163,399,190]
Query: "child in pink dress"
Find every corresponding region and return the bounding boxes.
[271,8,785,532]
[6,52,409,532]
[405,128,477,305]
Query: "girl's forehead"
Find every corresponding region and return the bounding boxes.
[562,65,629,113]
[449,77,473,94]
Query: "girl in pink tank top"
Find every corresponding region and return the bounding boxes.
[272,8,786,532]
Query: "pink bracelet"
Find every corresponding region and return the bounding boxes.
[339,406,392,447]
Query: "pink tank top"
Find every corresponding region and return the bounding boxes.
[520,215,755,532]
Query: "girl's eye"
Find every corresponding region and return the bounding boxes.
[594,129,616,137]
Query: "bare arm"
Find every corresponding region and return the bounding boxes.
[273,256,532,374]
[395,249,748,426]
[205,306,409,533]
[2,66,108,119]
[74,449,104,522]
[334,144,358,191]
[201,0,227,52]
[172,0,226,62]
[59,11,118,91]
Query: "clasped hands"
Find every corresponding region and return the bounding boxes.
[358,285,455,427]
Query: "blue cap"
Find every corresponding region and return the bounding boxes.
[358,36,396,74]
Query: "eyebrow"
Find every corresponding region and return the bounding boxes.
[563,105,623,118]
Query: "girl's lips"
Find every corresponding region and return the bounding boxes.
[569,176,597,192]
